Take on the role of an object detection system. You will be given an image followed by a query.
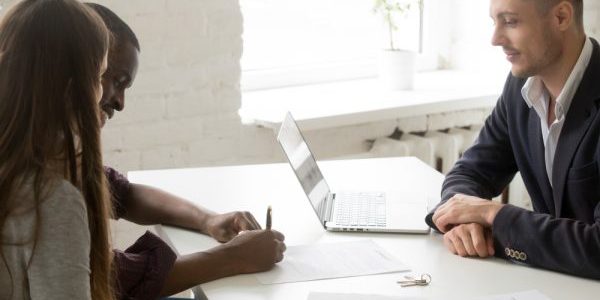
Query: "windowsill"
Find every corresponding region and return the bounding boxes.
[239,69,508,131]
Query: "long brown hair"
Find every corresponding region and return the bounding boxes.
[0,0,114,299]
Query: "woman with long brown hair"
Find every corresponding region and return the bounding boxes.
[0,0,114,299]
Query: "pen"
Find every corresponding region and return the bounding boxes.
[266,205,272,230]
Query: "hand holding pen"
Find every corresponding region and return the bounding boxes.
[219,204,286,273]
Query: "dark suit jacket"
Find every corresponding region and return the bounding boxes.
[426,38,600,279]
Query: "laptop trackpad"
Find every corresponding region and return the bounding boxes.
[385,191,430,231]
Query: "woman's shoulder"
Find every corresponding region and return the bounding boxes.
[3,177,89,249]
[41,178,88,219]
[9,176,86,216]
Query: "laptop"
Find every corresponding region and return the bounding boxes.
[277,112,430,233]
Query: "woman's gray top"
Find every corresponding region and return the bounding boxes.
[0,179,91,299]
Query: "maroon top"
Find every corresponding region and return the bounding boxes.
[105,167,177,300]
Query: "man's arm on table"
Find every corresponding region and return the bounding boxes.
[115,182,287,297]
[425,79,600,279]
[425,83,518,232]
[425,88,517,258]
[124,183,261,241]
[433,193,600,279]
[104,166,260,241]
[105,167,287,298]
[160,229,286,297]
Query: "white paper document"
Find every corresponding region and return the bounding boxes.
[308,292,423,300]
[475,290,552,300]
[255,240,409,284]
[307,290,550,300]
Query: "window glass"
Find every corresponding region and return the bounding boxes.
[240,0,426,90]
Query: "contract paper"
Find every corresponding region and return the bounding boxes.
[308,292,423,300]
[475,290,552,300]
[255,240,409,284]
[307,290,551,300]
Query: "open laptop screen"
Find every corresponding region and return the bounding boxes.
[277,112,330,220]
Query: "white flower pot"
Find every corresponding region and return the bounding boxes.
[378,49,416,90]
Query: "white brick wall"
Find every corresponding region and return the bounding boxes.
[584,0,600,38]
[89,0,270,172]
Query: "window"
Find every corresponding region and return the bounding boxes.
[240,0,445,91]
[238,0,510,128]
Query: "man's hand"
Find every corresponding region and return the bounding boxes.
[216,229,286,274]
[432,194,504,233]
[205,211,261,242]
[443,223,495,257]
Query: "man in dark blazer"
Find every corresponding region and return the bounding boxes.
[425,0,600,279]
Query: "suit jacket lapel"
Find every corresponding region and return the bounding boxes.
[552,39,600,216]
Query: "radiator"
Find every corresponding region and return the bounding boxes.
[365,125,532,209]
[368,126,481,174]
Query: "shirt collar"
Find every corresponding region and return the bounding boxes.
[521,76,545,109]
[554,37,593,120]
[521,37,593,119]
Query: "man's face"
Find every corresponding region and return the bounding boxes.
[99,40,139,127]
[490,0,561,78]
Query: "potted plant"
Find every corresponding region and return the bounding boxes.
[373,0,421,90]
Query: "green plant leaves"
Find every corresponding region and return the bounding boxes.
[372,0,420,50]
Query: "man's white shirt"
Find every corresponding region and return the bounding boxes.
[521,37,593,186]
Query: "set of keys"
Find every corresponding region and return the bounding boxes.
[397,273,432,287]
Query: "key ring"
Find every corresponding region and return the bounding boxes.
[419,273,432,284]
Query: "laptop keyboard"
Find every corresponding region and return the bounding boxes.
[334,192,386,227]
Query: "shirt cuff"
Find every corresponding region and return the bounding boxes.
[113,231,177,300]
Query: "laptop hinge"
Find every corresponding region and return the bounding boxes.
[323,193,335,224]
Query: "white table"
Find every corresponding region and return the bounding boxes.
[128,157,600,300]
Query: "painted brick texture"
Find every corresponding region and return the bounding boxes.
[91,0,270,172]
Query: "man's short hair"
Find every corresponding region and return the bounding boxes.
[530,0,583,26]
[85,3,140,51]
